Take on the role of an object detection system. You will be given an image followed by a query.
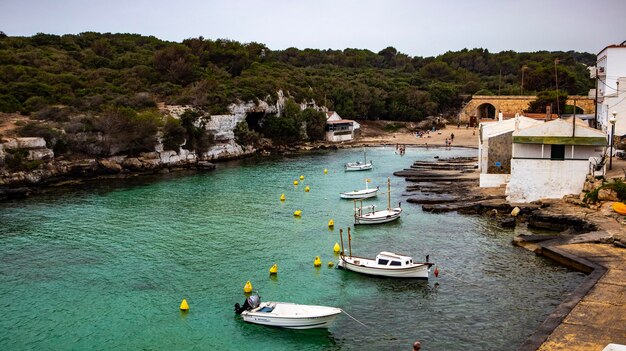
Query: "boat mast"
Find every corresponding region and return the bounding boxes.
[348,227,352,257]
[387,177,391,210]
[339,229,345,257]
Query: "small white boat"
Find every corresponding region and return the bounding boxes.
[353,178,401,225]
[235,295,341,329]
[336,229,433,278]
[338,251,431,278]
[340,179,379,199]
[345,150,372,171]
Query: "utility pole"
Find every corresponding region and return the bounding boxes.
[594,67,598,129]
[555,59,560,118]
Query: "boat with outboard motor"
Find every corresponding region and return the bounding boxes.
[340,178,379,199]
[336,228,433,278]
[234,294,342,329]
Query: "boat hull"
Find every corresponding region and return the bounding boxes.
[344,163,372,171]
[340,189,378,199]
[338,256,430,278]
[354,207,402,224]
[613,202,626,215]
[241,302,342,329]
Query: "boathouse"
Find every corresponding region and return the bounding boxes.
[325,111,360,142]
[478,114,543,187]
[506,118,607,203]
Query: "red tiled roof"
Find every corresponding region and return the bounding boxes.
[326,119,354,124]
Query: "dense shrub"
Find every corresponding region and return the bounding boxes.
[162,117,186,151]
[233,120,260,146]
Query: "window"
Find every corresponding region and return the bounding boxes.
[550,145,565,160]
[390,261,401,266]
[377,259,389,265]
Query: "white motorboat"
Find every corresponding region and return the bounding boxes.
[340,179,379,199]
[338,251,431,278]
[345,150,372,171]
[235,295,342,329]
[336,228,433,278]
[353,178,401,225]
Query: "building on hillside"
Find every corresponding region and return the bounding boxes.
[506,118,607,203]
[325,111,361,142]
[478,114,543,187]
[593,42,626,141]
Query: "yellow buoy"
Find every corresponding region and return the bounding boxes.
[280,193,286,201]
[328,261,334,267]
[294,210,302,217]
[304,186,310,192]
[333,242,341,253]
[313,256,322,267]
[293,180,299,186]
[324,169,328,174]
[328,219,334,228]
[243,280,253,293]
[269,264,278,275]
[180,299,189,311]
[300,175,305,180]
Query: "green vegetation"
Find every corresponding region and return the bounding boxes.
[0,32,597,160]
[584,179,626,203]
[0,32,594,122]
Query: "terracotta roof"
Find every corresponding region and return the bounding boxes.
[326,119,354,124]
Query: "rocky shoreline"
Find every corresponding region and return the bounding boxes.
[394,155,626,350]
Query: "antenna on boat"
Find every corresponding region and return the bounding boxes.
[348,227,352,257]
[339,229,345,257]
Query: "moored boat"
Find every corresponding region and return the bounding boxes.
[336,228,433,279]
[340,178,379,199]
[353,177,401,224]
[234,295,342,329]
[345,150,372,171]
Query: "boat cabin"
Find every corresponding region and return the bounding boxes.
[375,252,413,267]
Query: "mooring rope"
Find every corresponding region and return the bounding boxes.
[341,309,369,329]
[341,309,398,340]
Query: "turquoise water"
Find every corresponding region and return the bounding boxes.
[0,147,584,351]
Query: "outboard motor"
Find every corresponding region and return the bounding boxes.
[234,294,261,314]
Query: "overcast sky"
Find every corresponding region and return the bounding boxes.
[1,0,625,57]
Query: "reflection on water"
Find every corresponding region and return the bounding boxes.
[0,147,585,351]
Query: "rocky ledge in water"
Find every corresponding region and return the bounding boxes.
[0,150,219,201]
[394,157,613,236]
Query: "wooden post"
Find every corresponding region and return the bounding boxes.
[348,227,352,257]
[339,229,344,257]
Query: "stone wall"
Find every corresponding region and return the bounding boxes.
[459,95,595,123]
[487,132,512,173]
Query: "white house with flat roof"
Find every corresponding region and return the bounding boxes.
[594,42,626,140]
[506,118,607,203]
[478,115,543,187]
[325,111,360,142]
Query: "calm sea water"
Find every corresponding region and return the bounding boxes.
[0,147,584,351]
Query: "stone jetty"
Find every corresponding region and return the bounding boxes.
[394,156,517,217]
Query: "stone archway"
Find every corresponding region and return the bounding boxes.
[477,103,496,119]
[458,95,595,123]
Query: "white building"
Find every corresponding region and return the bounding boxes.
[594,42,626,140]
[507,118,606,203]
[325,111,361,142]
[478,115,543,187]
